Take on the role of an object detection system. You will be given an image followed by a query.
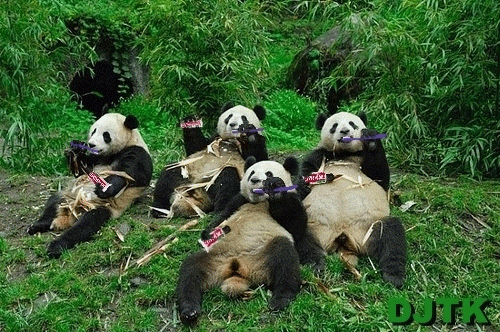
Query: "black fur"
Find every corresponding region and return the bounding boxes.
[365,216,406,288]
[253,105,266,120]
[316,113,328,130]
[207,167,241,214]
[47,207,112,258]
[200,193,248,240]
[360,128,390,191]
[27,194,63,235]
[181,116,210,156]
[152,167,188,218]
[283,156,299,177]
[177,250,212,325]
[124,115,139,130]
[265,177,307,243]
[263,236,302,311]
[294,230,326,274]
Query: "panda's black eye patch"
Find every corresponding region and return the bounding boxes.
[349,121,359,130]
[224,114,233,124]
[247,170,255,181]
[265,171,273,178]
[329,123,338,134]
[241,115,248,124]
[91,129,96,137]
[103,132,111,144]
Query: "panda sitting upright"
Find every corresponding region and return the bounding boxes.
[299,112,406,287]
[152,103,268,219]
[27,113,153,258]
[177,157,306,325]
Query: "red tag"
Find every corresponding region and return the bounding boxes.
[181,119,203,128]
[198,227,225,252]
[304,172,327,184]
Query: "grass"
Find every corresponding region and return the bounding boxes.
[1,171,499,331]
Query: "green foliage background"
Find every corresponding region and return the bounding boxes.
[1,0,499,177]
[1,1,500,331]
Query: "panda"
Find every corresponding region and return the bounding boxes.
[27,113,153,258]
[176,157,306,325]
[299,111,406,288]
[151,103,268,219]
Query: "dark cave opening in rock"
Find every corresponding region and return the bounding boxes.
[69,59,133,119]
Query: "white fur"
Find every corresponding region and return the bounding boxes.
[319,112,366,153]
[217,105,262,140]
[240,161,293,203]
[87,113,149,155]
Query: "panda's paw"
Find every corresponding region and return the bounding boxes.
[269,292,295,311]
[47,239,69,259]
[262,177,286,198]
[27,223,50,235]
[382,271,404,289]
[95,185,113,199]
[178,302,201,325]
[200,228,211,241]
[361,128,379,150]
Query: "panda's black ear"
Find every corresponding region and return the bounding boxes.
[253,105,266,120]
[244,156,257,171]
[124,115,139,130]
[359,112,368,125]
[283,157,299,176]
[221,102,234,113]
[316,113,328,130]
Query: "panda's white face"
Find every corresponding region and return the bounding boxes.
[240,161,293,203]
[319,112,366,153]
[217,105,262,140]
[87,113,133,156]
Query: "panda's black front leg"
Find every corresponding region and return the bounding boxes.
[207,167,241,214]
[263,236,302,311]
[294,231,326,275]
[360,128,390,191]
[364,216,406,288]
[181,116,209,156]
[264,177,307,243]
[47,206,112,258]
[152,167,188,218]
[176,251,213,325]
[238,123,268,162]
[200,193,248,241]
[27,194,63,235]
[94,175,127,199]
[301,148,328,177]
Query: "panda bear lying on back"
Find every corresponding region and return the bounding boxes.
[27,113,153,258]
[300,111,406,288]
[177,157,307,325]
[152,103,268,219]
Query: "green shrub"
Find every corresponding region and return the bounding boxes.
[318,0,500,177]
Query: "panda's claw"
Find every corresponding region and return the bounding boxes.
[269,293,295,311]
[179,303,201,325]
[47,239,67,259]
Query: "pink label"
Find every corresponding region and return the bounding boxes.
[181,119,203,128]
[304,172,327,184]
[198,227,225,252]
[88,172,111,192]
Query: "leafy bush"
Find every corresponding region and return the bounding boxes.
[264,90,319,151]
[138,0,271,118]
[317,0,500,177]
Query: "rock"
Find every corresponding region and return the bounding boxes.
[287,27,361,113]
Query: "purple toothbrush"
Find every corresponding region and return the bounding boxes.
[253,185,298,195]
[341,133,387,142]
